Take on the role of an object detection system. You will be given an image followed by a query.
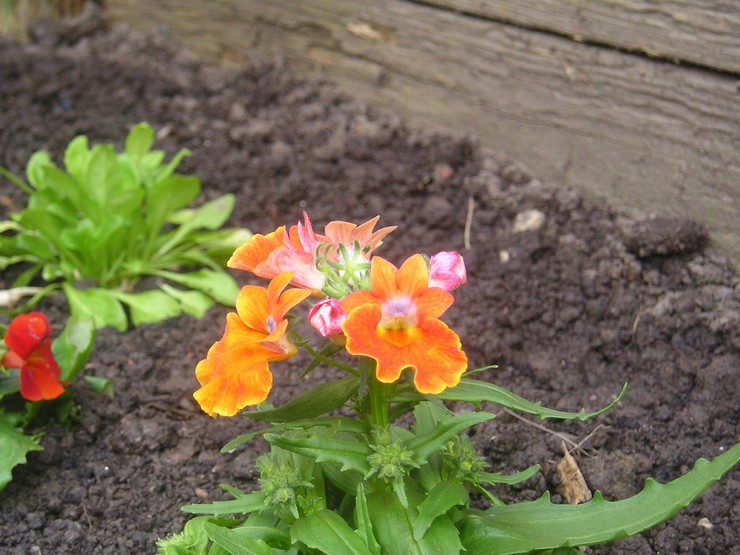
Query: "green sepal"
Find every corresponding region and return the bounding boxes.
[460,442,740,554]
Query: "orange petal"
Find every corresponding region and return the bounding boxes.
[228,227,286,274]
[235,286,271,336]
[343,305,467,394]
[396,254,430,297]
[194,314,276,416]
[413,287,454,319]
[194,349,273,417]
[368,256,399,301]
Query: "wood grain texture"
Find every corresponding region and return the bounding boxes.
[418,0,740,74]
[106,0,740,264]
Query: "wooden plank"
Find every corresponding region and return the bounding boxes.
[105,0,740,264]
[419,0,740,74]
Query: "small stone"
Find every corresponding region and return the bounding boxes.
[512,209,546,233]
[499,250,511,264]
[195,487,209,500]
[697,517,713,530]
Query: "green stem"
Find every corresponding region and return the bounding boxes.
[363,358,394,428]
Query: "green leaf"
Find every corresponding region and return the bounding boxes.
[52,315,96,382]
[221,416,366,453]
[156,269,239,306]
[477,464,540,486]
[204,522,277,555]
[26,150,53,189]
[63,285,128,332]
[83,375,114,398]
[156,194,235,256]
[291,510,373,555]
[112,290,183,326]
[0,413,43,492]
[247,377,360,423]
[354,484,382,555]
[159,284,214,319]
[407,411,495,462]
[396,378,628,421]
[413,481,468,540]
[145,175,201,248]
[367,491,463,554]
[125,122,155,160]
[63,134,91,183]
[460,442,740,554]
[182,491,267,516]
[265,432,372,475]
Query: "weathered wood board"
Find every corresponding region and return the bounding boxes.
[420,0,740,74]
[106,0,740,264]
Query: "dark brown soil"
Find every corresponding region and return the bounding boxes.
[0,19,738,555]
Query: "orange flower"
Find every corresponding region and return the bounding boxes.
[194,273,311,417]
[341,254,467,394]
[227,213,396,292]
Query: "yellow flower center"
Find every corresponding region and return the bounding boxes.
[378,297,418,346]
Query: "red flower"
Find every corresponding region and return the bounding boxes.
[2,312,65,401]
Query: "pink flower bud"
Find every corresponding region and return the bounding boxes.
[309,298,347,338]
[428,251,467,292]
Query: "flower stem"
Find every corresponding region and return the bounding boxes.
[362,358,394,428]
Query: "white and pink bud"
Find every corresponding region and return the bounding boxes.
[309,298,348,338]
[428,251,467,292]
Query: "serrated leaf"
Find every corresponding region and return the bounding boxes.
[291,510,373,555]
[63,285,128,332]
[246,377,359,423]
[52,315,96,382]
[220,416,366,453]
[265,432,372,474]
[395,378,627,421]
[460,442,740,554]
[0,414,43,492]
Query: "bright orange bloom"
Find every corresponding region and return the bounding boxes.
[341,254,467,394]
[194,273,311,417]
[227,213,395,291]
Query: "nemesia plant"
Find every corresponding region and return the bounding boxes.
[159,213,740,554]
[0,312,95,492]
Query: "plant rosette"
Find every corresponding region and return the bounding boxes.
[0,123,251,330]
[159,213,740,555]
[0,311,96,492]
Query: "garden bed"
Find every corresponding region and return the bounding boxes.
[0,20,738,554]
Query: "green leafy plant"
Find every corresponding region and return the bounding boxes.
[0,312,96,492]
[158,213,739,554]
[0,123,249,330]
